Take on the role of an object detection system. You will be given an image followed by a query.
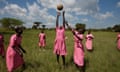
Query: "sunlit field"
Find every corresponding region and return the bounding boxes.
[0,29,120,72]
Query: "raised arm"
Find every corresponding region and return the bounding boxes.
[63,11,65,28]
[65,21,76,35]
[65,21,82,41]
[18,44,26,54]
[65,21,73,31]
[116,35,119,42]
[56,12,60,28]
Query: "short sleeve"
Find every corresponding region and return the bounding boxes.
[9,35,16,47]
[80,34,84,40]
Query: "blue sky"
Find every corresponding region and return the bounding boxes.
[0,0,120,28]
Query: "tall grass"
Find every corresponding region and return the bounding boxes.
[0,30,120,72]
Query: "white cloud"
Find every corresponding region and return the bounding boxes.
[63,0,76,6]
[94,12,113,20]
[36,0,100,27]
[27,2,41,17]
[36,0,113,28]
[81,18,88,22]
[26,2,56,27]
[37,0,99,16]
[0,10,4,14]
[0,2,56,28]
[65,13,78,23]
[2,4,27,17]
[37,0,57,9]
[0,0,115,28]
[0,0,8,5]
[117,2,120,7]
[69,0,99,15]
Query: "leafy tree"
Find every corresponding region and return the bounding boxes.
[112,24,120,32]
[75,23,86,33]
[106,27,112,31]
[32,22,42,29]
[75,23,86,30]
[0,18,24,28]
[42,25,46,29]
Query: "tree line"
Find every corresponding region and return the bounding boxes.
[0,17,120,32]
[0,17,46,30]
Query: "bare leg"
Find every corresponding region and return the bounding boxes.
[57,54,60,64]
[62,55,65,66]
[39,46,42,51]
[2,55,5,58]
[22,63,25,69]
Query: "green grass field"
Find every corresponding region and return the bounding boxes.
[0,29,120,72]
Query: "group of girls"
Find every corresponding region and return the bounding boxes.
[0,11,94,72]
[53,11,94,72]
[0,27,26,72]
[0,10,94,72]
[5,11,120,72]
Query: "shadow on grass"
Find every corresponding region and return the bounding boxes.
[20,60,42,72]
[75,58,89,72]
[86,46,95,53]
[0,31,14,35]
[116,47,120,52]
[65,55,90,72]
[65,56,74,67]
[25,61,41,68]
[84,58,90,72]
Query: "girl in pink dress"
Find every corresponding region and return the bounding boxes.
[38,30,46,50]
[117,32,120,50]
[6,27,26,72]
[0,33,5,58]
[85,30,94,51]
[53,11,67,66]
[65,22,85,72]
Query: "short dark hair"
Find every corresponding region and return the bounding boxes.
[14,26,23,33]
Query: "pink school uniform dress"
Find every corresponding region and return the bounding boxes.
[6,34,24,72]
[0,34,5,57]
[73,31,84,67]
[53,27,67,56]
[117,34,120,50]
[85,34,94,50]
[39,33,46,47]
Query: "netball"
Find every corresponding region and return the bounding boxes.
[57,4,63,11]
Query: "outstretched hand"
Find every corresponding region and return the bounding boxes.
[20,47,26,54]
[57,12,61,16]
[72,31,75,35]
[65,21,68,24]
[23,50,26,54]
[63,11,65,15]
